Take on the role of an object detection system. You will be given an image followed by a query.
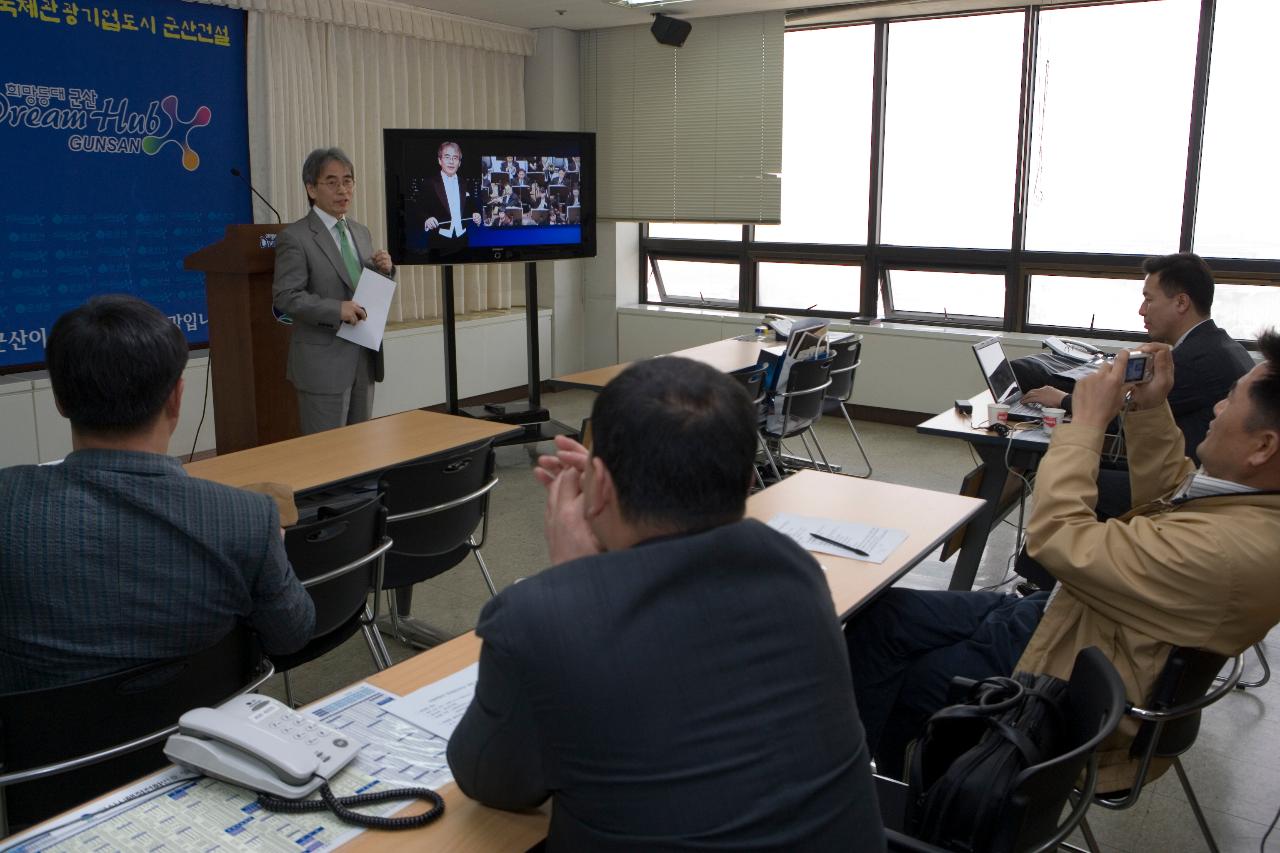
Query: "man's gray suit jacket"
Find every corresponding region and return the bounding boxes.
[272,209,387,394]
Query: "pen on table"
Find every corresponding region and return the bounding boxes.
[809,532,869,557]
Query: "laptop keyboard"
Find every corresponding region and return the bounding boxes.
[1009,400,1043,419]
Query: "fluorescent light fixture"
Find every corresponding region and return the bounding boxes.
[607,0,694,8]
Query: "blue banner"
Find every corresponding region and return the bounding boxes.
[0,0,249,369]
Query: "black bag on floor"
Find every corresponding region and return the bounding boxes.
[905,671,1071,853]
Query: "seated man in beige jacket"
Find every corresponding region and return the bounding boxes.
[844,331,1280,790]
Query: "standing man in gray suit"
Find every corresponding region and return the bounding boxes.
[273,147,395,435]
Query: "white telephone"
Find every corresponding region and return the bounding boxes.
[1043,335,1104,364]
[164,694,362,799]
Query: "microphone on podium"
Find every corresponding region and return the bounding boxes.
[230,167,283,224]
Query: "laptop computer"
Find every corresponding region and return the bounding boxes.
[971,337,1043,421]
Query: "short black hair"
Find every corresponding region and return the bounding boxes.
[1142,252,1215,316]
[1248,328,1280,432]
[46,294,188,434]
[591,357,757,533]
[301,147,354,206]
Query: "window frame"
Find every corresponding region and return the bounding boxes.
[638,0,1280,347]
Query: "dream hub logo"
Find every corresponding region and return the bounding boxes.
[142,95,211,171]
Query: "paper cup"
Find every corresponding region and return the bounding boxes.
[1042,407,1066,434]
[988,403,1011,426]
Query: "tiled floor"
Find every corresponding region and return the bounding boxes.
[273,390,1280,852]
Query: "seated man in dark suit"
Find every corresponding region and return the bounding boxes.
[1020,252,1253,517]
[0,295,315,693]
[448,358,885,852]
[846,338,1280,791]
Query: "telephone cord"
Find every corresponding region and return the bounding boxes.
[257,782,444,830]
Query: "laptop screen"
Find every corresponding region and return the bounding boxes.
[973,337,1020,404]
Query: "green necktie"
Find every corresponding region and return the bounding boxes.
[335,219,362,285]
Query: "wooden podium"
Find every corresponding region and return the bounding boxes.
[185,224,299,454]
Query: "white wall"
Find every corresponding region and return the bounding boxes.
[0,311,551,466]
[526,26,587,377]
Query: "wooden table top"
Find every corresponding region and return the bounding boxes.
[746,470,984,620]
[183,410,520,493]
[553,338,768,390]
[333,633,550,851]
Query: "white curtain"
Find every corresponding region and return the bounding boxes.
[202,0,534,322]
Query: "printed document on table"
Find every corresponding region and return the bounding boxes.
[335,267,396,351]
[767,513,907,564]
[382,662,478,741]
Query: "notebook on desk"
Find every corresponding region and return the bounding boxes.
[972,337,1044,422]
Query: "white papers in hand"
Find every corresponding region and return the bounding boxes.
[336,268,396,351]
[381,663,478,740]
[767,513,908,564]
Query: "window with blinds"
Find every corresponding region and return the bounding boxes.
[580,12,783,224]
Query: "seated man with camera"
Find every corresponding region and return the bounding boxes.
[1019,253,1253,518]
[845,333,1280,791]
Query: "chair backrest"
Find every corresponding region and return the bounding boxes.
[0,626,266,831]
[825,335,863,402]
[283,493,389,644]
[987,647,1127,852]
[731,364,768,407]
[774,353,835,433]
[1130,646,1230,760]
[379,438,497,589]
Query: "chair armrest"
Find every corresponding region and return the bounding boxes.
[829,360,862,376]
[386,477,500,523]
[772,378,833,399]
[0,661,274,789]
[300,537,394,588]
[1027,753,1100,853]
[1126,654,1243,722]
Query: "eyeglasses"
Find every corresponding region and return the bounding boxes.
[441,154,462,163]
[317,176,355,190]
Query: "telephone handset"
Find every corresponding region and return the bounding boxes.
[165,694,361,799]
[1043,336,1104,364]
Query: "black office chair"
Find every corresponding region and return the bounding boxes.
[273,493,394,706]
[823,335,873,478]
[378,438,500,649]
[731,364,775,489]
[880,646,1126,853]
[759,352,835,481]
[1066,647,1245,853]
[0,626,272,835]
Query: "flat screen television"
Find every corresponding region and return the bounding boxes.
[384,129,596,266]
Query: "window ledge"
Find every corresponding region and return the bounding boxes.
[619,303,1139,349]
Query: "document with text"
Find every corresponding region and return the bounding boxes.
[767,513,907,564]
[382,662,479,741]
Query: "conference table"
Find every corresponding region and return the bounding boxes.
[551,337,768,391]
[749,469,983,620]
[184,409,521,493]
[916,390,1051,591]
[10,471,981,851]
